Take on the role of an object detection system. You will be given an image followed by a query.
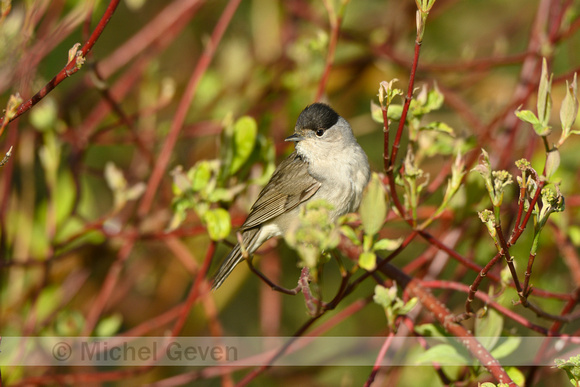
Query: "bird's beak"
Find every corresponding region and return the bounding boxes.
[285,133,304,142]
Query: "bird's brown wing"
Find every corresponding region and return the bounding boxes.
[241,152,321,230]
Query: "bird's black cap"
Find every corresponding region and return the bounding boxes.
[296,103,340,130]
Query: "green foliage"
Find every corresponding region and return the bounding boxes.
[397,147,429,226]
[373,283,418,331]
[221,115,258,177]
[556,355,580,386]
[357,172,401,270]
[473,149,513,209]
[95,313,123,337]
[104,162,146,213]
[284,199,339,273]
[359,172,387,236]
[202,208,231,241]
[559,73,579,141]
[169,115,271,232]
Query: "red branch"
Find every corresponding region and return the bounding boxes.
[0,0,120,128]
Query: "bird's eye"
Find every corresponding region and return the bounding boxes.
[315,129,324,137]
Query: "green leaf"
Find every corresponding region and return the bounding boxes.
[398,297,418,314]
[230,116,258,174]
[419,121,455,136]
[413,344,469,366]
[55,171,76,227]
[505,366,526,387]
[203,208,231,241]
[95,314,123,337]
[373,237,403,252]
[359,251,377,271]
[36,286,61,322]
[515,109,540,127]
[340,224,361,246]
[387,104,403,121]
[189,161,213,192]
[104,162,127,192]
[54,310,85,336]
[359,173,387,236]
[373,284,395,308]
[414,323,448,338]
[490,336,521,359]
[515,108,551,136]
[171,166,191,195]
[569,225,580,246]
[475,308,503,351]
[560,74,578,133]
[424,86,444,112]
[30,98,58,132]
[370,100,384,123]
[545,149,560,179]
[207,185,245,203]
[556,356,580,386]
[537,58,553,126]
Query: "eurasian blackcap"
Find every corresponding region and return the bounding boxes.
[212,103,370,289]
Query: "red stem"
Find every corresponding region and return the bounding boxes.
[388,40,421,169]
[315,12,342,102]
[0,0,120,128]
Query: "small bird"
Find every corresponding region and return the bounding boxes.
[212,103,370,290]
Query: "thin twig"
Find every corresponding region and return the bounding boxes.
[0,0,121,127]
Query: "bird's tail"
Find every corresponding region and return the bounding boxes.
[211,229,260,290]
[211,244,243,290]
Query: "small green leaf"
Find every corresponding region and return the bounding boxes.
[30,98,58,132]
[387,104,403,121]
[413,344,469,366]
[398,297,418,314]
[505,366,526,387]
[126,182,146,201]
[104,162,127,192]
[556,355,580,386]
[537,58,553,126]
[340,224,361,246]
[424,86,444,112]
[515,107,551,136]
[189,161,213,192]
[515,109,540,126]
[36,286,61,322]
[373,284,395,308]
[359,173,387,236]
[560,74,578,133]
[359,251,377,271]
[95,314,123,337]
[419,121,455,136]
[207,185,245,203]
[54,310,85,336]
[414,323,448,338]
[545,149,560,179]
[171,166,190,195]
[569,226,580,246]
[474,308,503,351]
[490,336,521,359]
[203,208,231,241]
[230,116,258,174]
[373,237,403,251]
[370,100,384,123]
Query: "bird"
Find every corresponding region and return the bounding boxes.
[211,103,370,290]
